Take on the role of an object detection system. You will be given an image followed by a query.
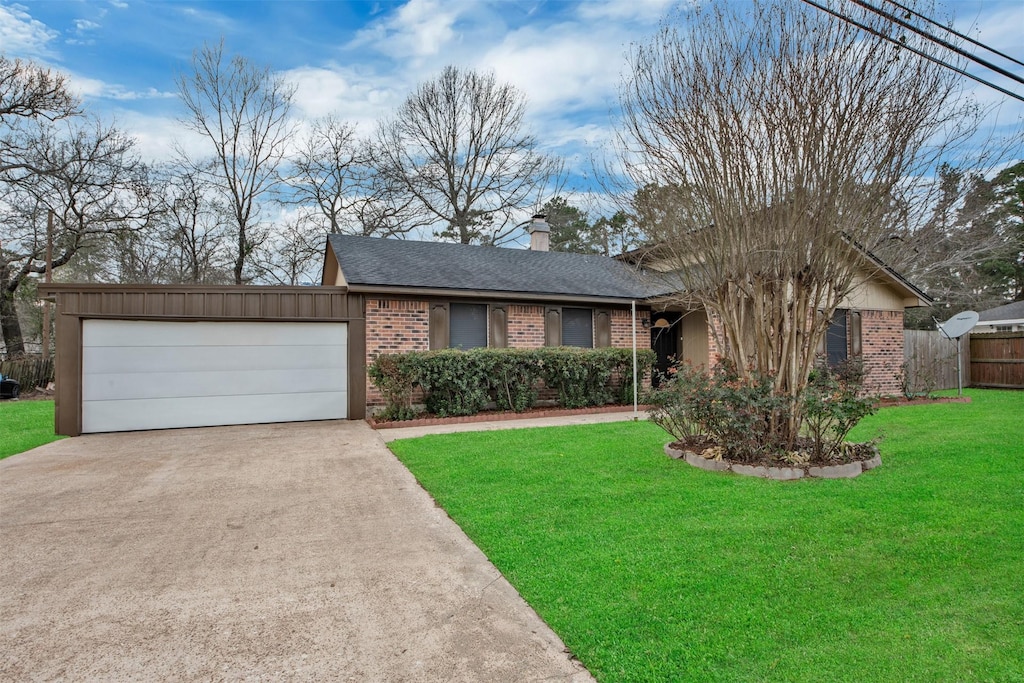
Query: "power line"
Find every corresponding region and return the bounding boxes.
[881,0,1024,70]
[853,0,1024,87]
[799,0,1024,104]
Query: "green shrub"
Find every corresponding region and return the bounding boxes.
[367,352,422,421]
[535,348,608,408]
[647,357,876,464]
[645,361,712,440]
[417,349,493,417]
[368,347,654,420]
[489,349,543,412]
[802,359,877,460]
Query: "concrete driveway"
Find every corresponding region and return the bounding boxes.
[0,421,592,682]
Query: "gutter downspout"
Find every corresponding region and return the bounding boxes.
[632,300,638,420]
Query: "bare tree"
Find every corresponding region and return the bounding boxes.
[0,56,81,180]
[252,211,323,285]
[376,65,562,245]
[176,40,294,283]
[1,119,154,354]
[287,116,420,237]
[0,55,79,124]
[620,0,981,443]
[158,168,232,283]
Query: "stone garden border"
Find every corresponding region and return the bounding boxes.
[664,444,881,480]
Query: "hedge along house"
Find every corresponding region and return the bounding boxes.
[322,218,660,410]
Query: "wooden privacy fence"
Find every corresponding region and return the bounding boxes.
[0,356,55,390]
[903,330,961,393]
[970,333,1024,389]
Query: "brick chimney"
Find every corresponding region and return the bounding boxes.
[528,214,550,252]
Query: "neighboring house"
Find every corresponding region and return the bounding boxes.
[324,217,931,407]
[974,300,1024,334]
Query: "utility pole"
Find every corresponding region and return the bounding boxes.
[42,210,53,361]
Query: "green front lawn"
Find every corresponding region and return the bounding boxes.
[388,390,1024,682]
[0,400,63,459]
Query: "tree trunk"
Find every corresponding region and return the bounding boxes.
[234,224,245,285]
[0,288,26,357]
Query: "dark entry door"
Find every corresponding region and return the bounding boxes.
[651,313,681,387]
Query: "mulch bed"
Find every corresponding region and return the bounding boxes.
[368,404,648,429]
[667,434,877,469]
[876,395,971,407]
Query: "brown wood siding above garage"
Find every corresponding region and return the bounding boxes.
[38,284,365,436]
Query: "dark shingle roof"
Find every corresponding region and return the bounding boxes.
[979,300,1024,322]
[328,234,657,301]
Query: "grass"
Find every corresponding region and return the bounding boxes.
[0,400,63,459]
[388,389,1024,682]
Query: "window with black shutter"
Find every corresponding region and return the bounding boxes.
[561,307,594,348]
[449,303,488,349]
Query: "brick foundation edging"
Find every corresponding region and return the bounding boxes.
[369,404,651,430]
[875,396,971,407]
[664,444,882,480]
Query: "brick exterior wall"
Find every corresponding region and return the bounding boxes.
[611,308,650,347]
[508,305,546,348]
[365,299,429,407]
[362,297,905,407]
[860,309,904,396]
[364,298,650,408]
[701,309,903,395]
[707,313,723,365]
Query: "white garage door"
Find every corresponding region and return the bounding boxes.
[82,320,348,433]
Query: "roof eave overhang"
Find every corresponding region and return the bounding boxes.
[345,284,651,306]
[37,282,349,302]
[977,318,1024,326]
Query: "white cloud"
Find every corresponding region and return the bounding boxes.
[109,0,129,8]
[0,3,59,57]
[280,64,405,130]
[349,0,480,62]
[577,0,679,23]
[65,72,177,102]
[113,110,207,163]
[73,18,100,32]
[481,22,629,115]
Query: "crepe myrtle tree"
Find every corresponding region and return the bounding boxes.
[376,65,563,245]
[620,0,979,444]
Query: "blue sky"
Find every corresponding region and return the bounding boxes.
[3,0,1023,194]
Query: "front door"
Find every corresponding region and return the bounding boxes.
[650,313,681,387]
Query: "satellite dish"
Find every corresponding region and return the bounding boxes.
[937,311,979,339]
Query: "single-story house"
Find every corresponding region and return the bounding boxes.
[40,217,930,435]
[974,300,1024,334]
[323,217,931,411]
